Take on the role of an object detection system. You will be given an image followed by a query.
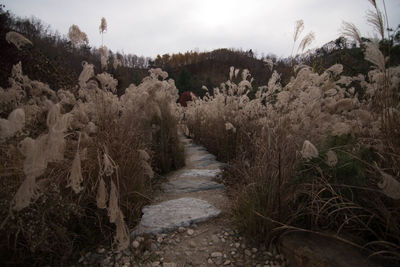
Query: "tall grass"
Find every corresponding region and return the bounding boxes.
[0,46,183,264]
[181,7,400,259]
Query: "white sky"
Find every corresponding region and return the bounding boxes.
[4,0,400,58]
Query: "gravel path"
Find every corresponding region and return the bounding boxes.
[75,135,289,267]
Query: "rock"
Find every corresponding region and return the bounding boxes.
[131,241,140,249]
[157,236,163,243]
[162,263,177,267]
[208,258,213,264]
[162,179,225,193]
[97,248,106,254]
[151,262,160,267]
[178,169,222,178]
[252,248,258,253]
[187,229,194,236]
[211,252,223,258]
[178,227,186,233]
[132,198,221,236]
[221,238,226,243]
[244,249,252,256]
[211,235,220,243]
[223,260,231,265]
[189,241,196,248]
[235,242,241,248]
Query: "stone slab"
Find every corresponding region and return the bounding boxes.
[195,154,217,161]
[162,179,225,193]
[178,169,222,178]
[132,198,221,236]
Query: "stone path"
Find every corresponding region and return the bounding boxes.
[76,134,289,267]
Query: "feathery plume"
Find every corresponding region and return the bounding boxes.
[301,140,319,160]
[96,177,108,209]
[67,150,84,193]
[366,9,385,40]
[293,20,304,43]
[298,32,315,53]
[340,21,363,46]
[68,24,89,47]
[108,180,119,223]
[326,150,338,167]
[114,210,130,250]
[364,40,386,71]
[376,165,400,199]
[6,31,32,50]
[0,108,25,139]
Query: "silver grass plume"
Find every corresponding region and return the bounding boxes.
[114,210,130,250]
[375,164,400,199]
[96,177,108,209]
[6,31,32,50]
[326,150,338,167]
[366,9,385,40]
[0,108,25,139]
[68,25,89,47]
[108,180,119,223]
[67,149,84,193]
[364,40,386,71]
[340,21,362,46]
[298,32,315,53]
[301,140,319,160]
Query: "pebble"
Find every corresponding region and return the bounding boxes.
[244,249,252,256]
[131,241,140,249]
[211,252,223,257]
[235,242,240,248]
[189,241,196,248]
[178,227,185,233]
[221,238,226,243]
[163,263,177,267]
[187,229,194,236]
[151,262,160,267]
[208,258,213,264]
[252,248,258,253]
[223,260,231,265]
[157,236,163,243]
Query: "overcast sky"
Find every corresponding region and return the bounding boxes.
[3,0,400,58]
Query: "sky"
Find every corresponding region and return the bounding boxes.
[3,0,400,59]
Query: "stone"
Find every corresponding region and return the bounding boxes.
[211,235,220,243]
[211,252,223,258]
[252,248,258,253]
[244,249,252,256]
[162,263,177,267]
[178,227,186,233]
[131,241,140,249]
[162,179,225,193]
[223,260,231,265]
[178,169,222,178]
[187,229,194,236]
[132,198,221,236]
[235,242,241,248]
[195,154,217,161]
[151,262,160,267]
[189,241,197,248]
[208,258,213,264]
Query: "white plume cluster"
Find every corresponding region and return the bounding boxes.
[6,31,32,50]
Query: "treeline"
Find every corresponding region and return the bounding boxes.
[1,4,399,99]
[0,5,150,94]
